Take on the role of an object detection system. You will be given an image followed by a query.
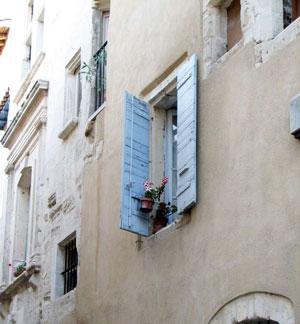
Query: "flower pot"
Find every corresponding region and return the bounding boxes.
[140,197,154,213]
[13,268,25,277]
[152,215,168,234]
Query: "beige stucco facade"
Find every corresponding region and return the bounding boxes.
[77,0,300,323]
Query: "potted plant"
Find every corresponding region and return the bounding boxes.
[140,180,156,212]
[141,177,177,233]
[141,177,169,212]
[152,201,177,234]
[13,261,26,277]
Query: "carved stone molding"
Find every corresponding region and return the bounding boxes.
[1,79,49,149]
[0,264,41,303]
[14,52,46,105]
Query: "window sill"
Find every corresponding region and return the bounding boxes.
[14,51,46,105]
[255,17,300,66]
[58,117,78,140]
[54,287,76,302]
[0,264,41,303]
[207,39,244,78]
[85,102,106,137]
[139,213,191,248]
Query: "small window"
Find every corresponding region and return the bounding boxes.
[227,0,242,50]
[61,237,78,294]
[24,35,32,73]
[56,235,78,297]
[13,167,32,267]
[102,11,110,43]
[64,51,82,124]
[28,0,34,23]
[94,11,110,110]
[36,9,44,54]
[284,0,300,28]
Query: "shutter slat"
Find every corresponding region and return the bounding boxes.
[176,55,198,213]
[120,91,150,236]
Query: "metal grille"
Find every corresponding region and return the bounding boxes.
[61,238,78,294]
[94,41,107,110]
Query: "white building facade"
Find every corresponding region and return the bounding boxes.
[0,0,108,322]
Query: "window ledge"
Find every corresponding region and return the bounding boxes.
[206,39,244,78]
[255,17,300,67]
[141,213,191,247]
[54,288,76,302]
[58,117,78,140]
[85,102,106,137]
[0,264,41,302]
[14,51,46,105]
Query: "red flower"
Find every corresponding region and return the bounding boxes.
[161,177,168,185]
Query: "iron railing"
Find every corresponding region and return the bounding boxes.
[94,41,107,110]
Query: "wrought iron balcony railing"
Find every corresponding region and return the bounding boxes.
[94,41,107,110]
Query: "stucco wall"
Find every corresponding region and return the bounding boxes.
[78,0,300,323]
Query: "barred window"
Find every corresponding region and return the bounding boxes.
[61,237,78,294]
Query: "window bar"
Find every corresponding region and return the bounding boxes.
[61,238,78,294]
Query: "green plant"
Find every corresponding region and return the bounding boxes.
[144,177,169,202]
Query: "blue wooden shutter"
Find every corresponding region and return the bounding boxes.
[120,91,150,236]
[177,55,198,213]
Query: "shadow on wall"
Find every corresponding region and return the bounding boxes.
[209,292,295,324]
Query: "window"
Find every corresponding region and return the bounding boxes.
[28,0,34,24]
[120,55,197,236]
[61,238,78,294]
[24,35,32,73]
[153,89,178,224]
[36,9,44,54]
[227,0,242,50]
[13,167,32,267]
[283,0,300,28]
[56,235,78,297]
[203,0,243,76]
[166,108,178,209]
[95,11,110,110]
[64,50,82,124]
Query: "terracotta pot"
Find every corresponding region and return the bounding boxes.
[152,215,168,234]
[13,268,25,277]
[140,197,154,213]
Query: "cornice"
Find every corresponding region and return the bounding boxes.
[1,79,48,153]
[14,52,45,105]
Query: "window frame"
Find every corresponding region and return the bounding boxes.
[61,237,78,295]
[165,108,178,209]
[54,232,78,298]
[61,50,81,136]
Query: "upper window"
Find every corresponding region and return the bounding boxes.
[24,34,32,75]
[64,51,82,124]
[283,0,300,28]
[27,0,34,24]
[95,11,110,110]
[13,167,32,273]
[227,0,242,50]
